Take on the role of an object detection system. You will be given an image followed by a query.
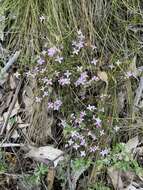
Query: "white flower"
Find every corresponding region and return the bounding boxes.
[14,72,21,79]
[35,97,42,103]
[42,50,47,55]
[77,66,83,72]
[68,139,74,145]
[80,151,86,157]
[91,45,97,50]
[73,48,80,55]
[108,64,115,69]
[116,60,121,66]
[114,125,120,132]
[55,56,64,63]
[73,144,80,150]
[39,16,45,22]
[91,58,98,66]
[64,70,71,78]
[60,120,67,128]
[87,105,96,111]
[100,130,105,136]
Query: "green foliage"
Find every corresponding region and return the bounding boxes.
[0,150,8,173]
[0,162,7,173]
[96,143,142,176]
[24,163,48,185]
[71,158,91,171]
[88,182,110,190]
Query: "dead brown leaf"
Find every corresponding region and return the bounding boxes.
[25,145,64,167]
[47,167,55,190]
[97,71,108,84]
[108,167,123,190]
[125,136,139,153]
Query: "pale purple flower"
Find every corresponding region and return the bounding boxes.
[58,77,70,86]
[80,111,86,118]
[89,146,98,153]
[47,47,57,57]
[46,79,52,85]
[80,151,86,157]
[94,117,102,127]
[42,78,52,85]
[53,100,62,110]
[75,72,88,86]
[75,41,84,49]
[37,57,45,65]
[80,138,86,146]
[100,148,109,157]
[72,32,84,55]
[126,71,134,78]
[80,72,88,78]
[91,76,99,81]
[77,134,84,140]
[48,102,54,109]
[43,91,49,97]
[55,56,64,63]
[91,58,98,66]
[71,131,79,138]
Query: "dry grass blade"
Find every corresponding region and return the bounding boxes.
[0,79,23,135]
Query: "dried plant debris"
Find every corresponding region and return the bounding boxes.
[25,145,64,167]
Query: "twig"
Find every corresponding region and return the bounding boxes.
[0,143,24,148]
[0,51,20,79]
[133,76,143,107]
[0,172,31,179]
[0,79,23,135]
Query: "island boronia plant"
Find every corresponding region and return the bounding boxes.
[0,0,143,188]
[26,29,138,159]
